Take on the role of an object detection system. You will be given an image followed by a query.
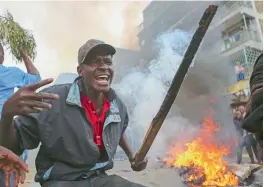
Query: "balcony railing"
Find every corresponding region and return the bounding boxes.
[243,62,254,79]
[212,1,253,25]
[220,29,261,53]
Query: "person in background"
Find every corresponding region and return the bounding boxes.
[0,43,41,186]
[235,61,245,81]
[234,110,257,164]
[242,53,263,164]
[233,111,243,138]
[238,105,260,164]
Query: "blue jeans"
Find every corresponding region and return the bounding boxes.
[237,72,245,81]
[0,150,28,186]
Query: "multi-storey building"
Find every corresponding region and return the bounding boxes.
[137,1,263,105]
[138,1,262,74]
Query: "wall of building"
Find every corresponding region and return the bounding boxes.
[254,0,263,34]
[254,0,263,14]
[138,1,216,61]
[255,0,263,33]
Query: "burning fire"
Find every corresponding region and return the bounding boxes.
[163,109,238,186]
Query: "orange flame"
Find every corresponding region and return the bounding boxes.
[163,110,238,186]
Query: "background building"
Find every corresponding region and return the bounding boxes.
[112,48,140,83]
[137,0,263,109]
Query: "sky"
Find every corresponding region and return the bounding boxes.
[0,1,148,80]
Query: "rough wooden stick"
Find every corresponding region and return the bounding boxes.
[134,5,218,162]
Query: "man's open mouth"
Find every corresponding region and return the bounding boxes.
[94,74,110,85]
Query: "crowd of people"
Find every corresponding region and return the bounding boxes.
[0,38,262,187]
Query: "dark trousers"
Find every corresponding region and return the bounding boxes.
[43,174,146,187]
[237,134,259,164]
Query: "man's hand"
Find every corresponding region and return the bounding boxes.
[2,79,59,117]
[19,50,27,58]
[129,154,148,172]
[0,146,29,187]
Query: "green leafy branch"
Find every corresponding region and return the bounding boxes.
[0,11,37,63]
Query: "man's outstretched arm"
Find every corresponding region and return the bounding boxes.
[0,79,59,153]
[119,133,133,160]
[119,113,148,171]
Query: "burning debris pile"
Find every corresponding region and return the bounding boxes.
[163,109,240,187]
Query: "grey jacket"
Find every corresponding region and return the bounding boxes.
[14,78,128,184]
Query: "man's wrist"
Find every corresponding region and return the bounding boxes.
[1,112,14,125]
[22,55,29,62]
[2,102,14,119]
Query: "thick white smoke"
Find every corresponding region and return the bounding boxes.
[113,30,199,158]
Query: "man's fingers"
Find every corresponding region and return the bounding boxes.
[33,92,59,100]
[19,106,43,114]
[19,168,26,184]
[4,167,10,187]
[13,169,19,187]
[26,78,54,91]
[22,92,59,101]
[6,153,29,172]
[22,101,52,110]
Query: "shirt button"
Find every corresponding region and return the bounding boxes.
[93,111,96,113]
[88,101,91,104]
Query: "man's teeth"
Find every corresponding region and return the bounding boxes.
[98,75,108,79]
[96,75,109,82]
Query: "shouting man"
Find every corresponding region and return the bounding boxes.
[0,39,147,187]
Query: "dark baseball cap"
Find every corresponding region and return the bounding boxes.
[78,39,116,65]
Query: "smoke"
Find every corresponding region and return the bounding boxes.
[113,30,198,157]
[114,4,239,159]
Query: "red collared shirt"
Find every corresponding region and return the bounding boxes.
[80,92,110,151]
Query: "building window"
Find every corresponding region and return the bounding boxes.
[233,33,241,42]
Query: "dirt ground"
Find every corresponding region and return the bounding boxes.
[19,148,256,187]
[20,156,185,187]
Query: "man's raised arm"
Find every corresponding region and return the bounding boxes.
[0,79,59,152]
[21,51,39,76]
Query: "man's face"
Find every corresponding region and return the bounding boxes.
[78,54,114,93]
[0,45,4,64]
